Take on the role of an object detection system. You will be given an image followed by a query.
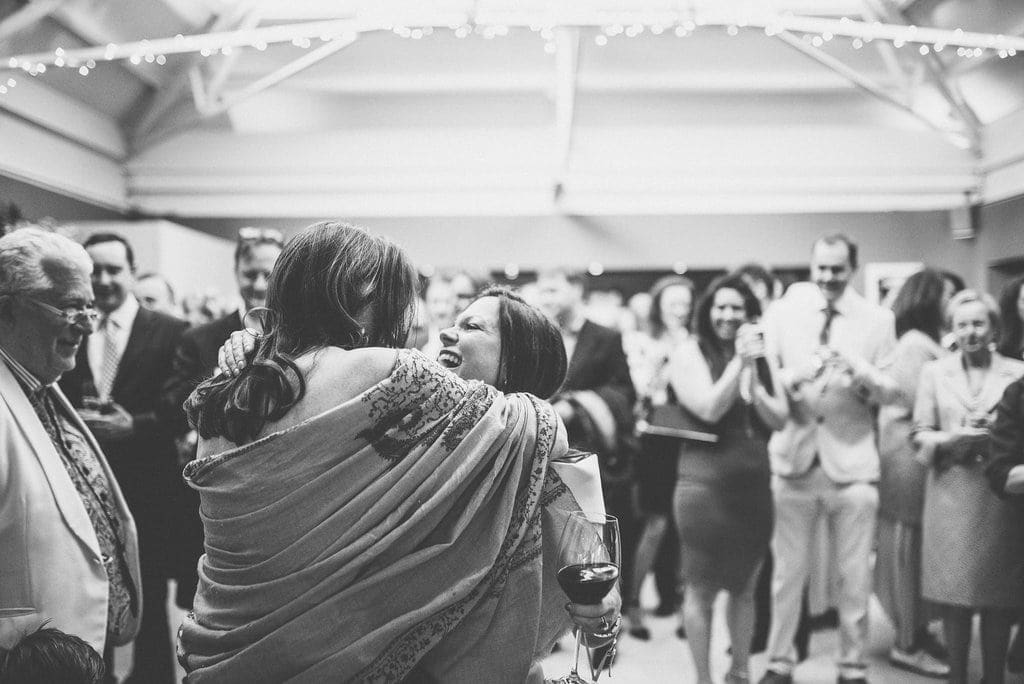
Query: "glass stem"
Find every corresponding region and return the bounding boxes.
[572,626,582,677]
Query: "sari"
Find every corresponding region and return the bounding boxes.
[178,349,576,682]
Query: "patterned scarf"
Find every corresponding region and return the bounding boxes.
[178,350,570,683]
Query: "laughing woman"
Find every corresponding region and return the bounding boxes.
[178,224,617,683]
[670,274,788,684]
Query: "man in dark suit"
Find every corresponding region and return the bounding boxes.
[59,233,185,684]
[163,227,284,606]
[536,269,638,626]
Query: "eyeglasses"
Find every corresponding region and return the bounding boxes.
[23,297,99,327]
[237,227,284,246]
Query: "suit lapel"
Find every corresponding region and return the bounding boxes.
[113,308,149,396]
[0,363,100,558]
[566,321,596,387]
[939,357,973,409]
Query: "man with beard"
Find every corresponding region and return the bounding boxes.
[758,234,896,684]
[58,232,184,683]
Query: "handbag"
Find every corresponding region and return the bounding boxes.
[636,402,719,444]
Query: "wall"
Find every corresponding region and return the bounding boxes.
[978,194,1024,296]
[62,220,238,304]
[0,176,127,223]
[179,210,979,291]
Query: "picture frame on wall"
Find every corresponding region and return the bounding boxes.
[863,262,923,307]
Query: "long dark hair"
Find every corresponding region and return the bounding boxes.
[693,273,761,370]
[648,275,695,339]
[997,275,1024,358]
[187,221,418,444]
[891,268,945,342]
[480,286,567,399]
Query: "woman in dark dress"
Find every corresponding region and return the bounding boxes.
[670,274,788,684]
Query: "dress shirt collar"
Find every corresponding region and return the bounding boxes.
[822,287,859,316]
[563,310,586,336]
[101,294,139,331]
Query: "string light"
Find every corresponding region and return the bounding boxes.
[0,14,1014,77]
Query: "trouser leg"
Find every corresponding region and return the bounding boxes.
[827,480,878,679]
[765,472,822,675]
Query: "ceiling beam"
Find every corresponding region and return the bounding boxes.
[200,33,357,117]
[0,0,65,43]
[858,0,910,99]
[867,0,981,155]
[0,73,124,158]
[49,4,166,86]
[129,3,258,149]
[775,30,972,150]
[202,6,263,105]
[156,0,214,27]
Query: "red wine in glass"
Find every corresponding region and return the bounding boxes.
[554,512,620,684]
[557,562,620,605]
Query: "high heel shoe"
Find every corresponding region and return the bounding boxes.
[624,608,650,641]
[628,624,651,640]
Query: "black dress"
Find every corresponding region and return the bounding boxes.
[672,344,774,593]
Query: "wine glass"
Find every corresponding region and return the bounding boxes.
[555,511,620,684]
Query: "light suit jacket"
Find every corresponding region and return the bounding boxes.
[0,361,141,654]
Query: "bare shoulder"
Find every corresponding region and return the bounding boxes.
[299,347,399,405]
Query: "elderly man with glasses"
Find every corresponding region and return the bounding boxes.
[0,228,142,670]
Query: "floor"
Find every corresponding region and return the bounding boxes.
[117,580,1024,683]
[541,585,1024,684]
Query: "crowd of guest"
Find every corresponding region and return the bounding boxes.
[1,220,1023,684]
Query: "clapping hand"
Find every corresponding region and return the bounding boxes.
[735,323,767,366]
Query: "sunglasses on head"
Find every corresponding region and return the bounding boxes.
[237,227,284,246]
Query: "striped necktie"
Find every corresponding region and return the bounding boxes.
[820,305,837,345]
[97,316,120,400]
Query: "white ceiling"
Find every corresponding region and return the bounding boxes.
[1,0,1024,217]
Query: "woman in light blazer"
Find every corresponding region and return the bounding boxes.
[913,290,1024,684]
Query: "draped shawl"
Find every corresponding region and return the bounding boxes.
[178,349,573,683]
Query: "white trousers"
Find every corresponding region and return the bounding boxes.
[766,466,878,679]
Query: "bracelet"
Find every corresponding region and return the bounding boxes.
[586,614,621,643]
